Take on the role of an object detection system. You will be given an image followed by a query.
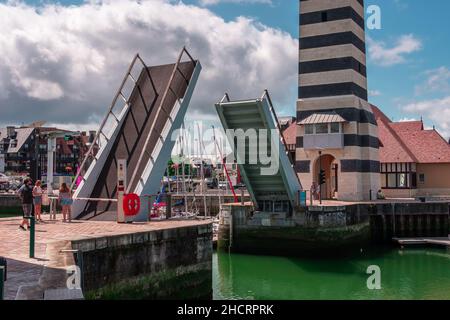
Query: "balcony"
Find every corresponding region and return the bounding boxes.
[303,133,344,150]
[299,112,346,150]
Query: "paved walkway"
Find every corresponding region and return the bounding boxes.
[0,216,211,300]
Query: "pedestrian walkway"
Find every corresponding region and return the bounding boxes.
[0,216,211,300]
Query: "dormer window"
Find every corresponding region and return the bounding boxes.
[10,139,17,148]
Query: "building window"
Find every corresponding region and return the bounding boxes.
[398,173,407,188]
[381,162,416,189]
[330,123,340,134]
[315,124,328,134]
[419,173,425,183]
[387,173,397,188]
[321,11,328,22]
[305,125,314,135]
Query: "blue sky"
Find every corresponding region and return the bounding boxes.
[1,0,449,138]
[185,0,450,125]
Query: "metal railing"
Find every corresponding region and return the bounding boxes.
[261,89,302,189]
[70,54,156,192]
[127,47,197,193]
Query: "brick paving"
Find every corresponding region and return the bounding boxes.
[0,215,211,300]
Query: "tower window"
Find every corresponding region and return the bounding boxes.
[321,12,328,22]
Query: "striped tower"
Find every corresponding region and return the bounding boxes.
[296,0,380,201]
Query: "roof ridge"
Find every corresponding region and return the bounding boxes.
[429,128,450,146]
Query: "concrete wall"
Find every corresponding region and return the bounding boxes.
[72,223,213,300]
[218,201,449,256]
[0,194,21,214]
[370,202,450,241]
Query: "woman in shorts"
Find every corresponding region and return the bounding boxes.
[33,180,43,222]
[58,183,73,223]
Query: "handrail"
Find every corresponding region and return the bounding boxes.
[127,47,197,193]
[70,53,154,192]
[261,89,302,188]
[219,93,230,104]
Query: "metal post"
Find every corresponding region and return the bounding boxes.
[29,216,35,258]
[0,266,4,300]
[117,159,127,223]
[47,137,56,195]
[319,151,322,205]
[34,131,39,182]
[166,194,172,219]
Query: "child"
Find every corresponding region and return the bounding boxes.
[58,183,73,222]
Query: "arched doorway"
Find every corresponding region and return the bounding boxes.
[313,154,338,200]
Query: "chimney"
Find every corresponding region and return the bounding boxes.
[6,126,16,138]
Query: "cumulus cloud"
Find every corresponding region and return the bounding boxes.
[367,34,422,66]
[403,96,450,139]
[0,0,297,130]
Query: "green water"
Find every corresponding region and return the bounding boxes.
[213,247,450,300]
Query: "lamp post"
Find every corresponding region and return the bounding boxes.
[34,131,40,181]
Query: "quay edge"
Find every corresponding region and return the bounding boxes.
[217,202,450,256]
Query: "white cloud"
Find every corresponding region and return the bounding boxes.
[367,34,422,66]
[369,90,382,97]
[199,0,272,6]
[403,96,450,139]
[415,66,450,95]
[0,0,297,129]
[398,117,417,122]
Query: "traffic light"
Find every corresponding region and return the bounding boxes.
[319,169,326,185]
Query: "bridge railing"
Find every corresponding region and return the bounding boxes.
[70,54,156,192]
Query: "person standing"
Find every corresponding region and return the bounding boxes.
[33,180,43,222]
[310,181,318,203]
[58,183,72,223]
[18,178,33,231]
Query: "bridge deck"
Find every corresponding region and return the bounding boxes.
[215,94,301,212]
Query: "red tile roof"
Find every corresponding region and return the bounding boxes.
[390,121,423,132]
[282,121,297,146]
[372,105,450,164]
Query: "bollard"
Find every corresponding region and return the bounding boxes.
[29,216,35,258]
[0,266,4,300]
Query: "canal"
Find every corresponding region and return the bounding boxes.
[212,247,450,300]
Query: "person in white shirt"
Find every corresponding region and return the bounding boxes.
[33,180,43,222]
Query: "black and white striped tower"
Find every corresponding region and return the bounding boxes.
[296,0,380,201]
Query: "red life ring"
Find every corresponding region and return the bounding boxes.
[123,193,140,216]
